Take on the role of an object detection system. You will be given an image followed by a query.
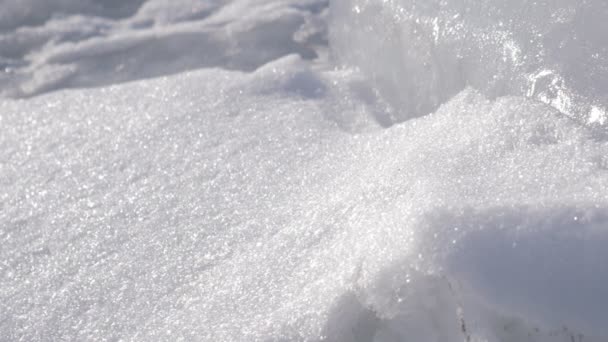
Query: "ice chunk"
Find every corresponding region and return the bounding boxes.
[330,0,608,125]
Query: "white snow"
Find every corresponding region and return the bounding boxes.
[0,0,328,97]
[1,1,607,341]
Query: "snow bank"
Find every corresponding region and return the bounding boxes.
[330,0,608,125]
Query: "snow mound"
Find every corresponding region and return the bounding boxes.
[0,0,328,97]
[2,54,608,341]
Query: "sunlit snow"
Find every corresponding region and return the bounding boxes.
[1,1,607,341]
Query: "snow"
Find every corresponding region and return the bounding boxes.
[1,1,607,341]
[0,0,327,97]
[330,0,608,125]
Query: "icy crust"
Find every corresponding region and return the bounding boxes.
[330,0,608,126]
[2,56,608,341]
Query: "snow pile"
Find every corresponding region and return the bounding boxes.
[1,0,608,341]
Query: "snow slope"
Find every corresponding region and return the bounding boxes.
[1,1,607,341]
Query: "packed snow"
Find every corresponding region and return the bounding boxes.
[1,1,607,341]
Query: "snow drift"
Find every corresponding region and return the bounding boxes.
[0,0,328,97]
[1,0,607,341]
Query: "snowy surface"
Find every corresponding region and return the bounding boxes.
[0,0,328,97]
[1,1,608,341]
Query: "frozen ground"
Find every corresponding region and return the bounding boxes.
[1,1,607,341]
